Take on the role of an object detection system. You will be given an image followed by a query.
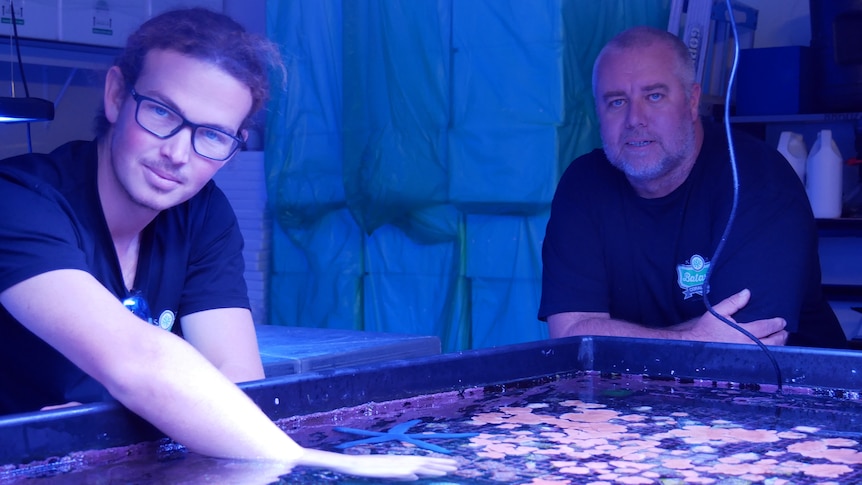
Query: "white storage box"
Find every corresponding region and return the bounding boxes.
[0,0,59,41]
[58,0,145,47]
[150,0,222,17]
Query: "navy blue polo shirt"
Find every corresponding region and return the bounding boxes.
[0,140,249,413]
[540,123,846,349]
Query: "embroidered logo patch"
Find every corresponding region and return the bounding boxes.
[157,310,176,332]
[677,254,710,299]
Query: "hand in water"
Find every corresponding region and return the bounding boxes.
[297,448,458,480]
[40,401,83,411]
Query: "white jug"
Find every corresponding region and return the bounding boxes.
[777,131,807,183]
[805,129,843,218]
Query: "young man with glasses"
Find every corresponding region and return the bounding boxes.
[0,8,456,480]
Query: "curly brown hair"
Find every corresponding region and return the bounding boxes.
[94,7,285,137]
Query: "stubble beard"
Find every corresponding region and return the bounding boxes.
[115,155,172,214]
[604,121,696,185]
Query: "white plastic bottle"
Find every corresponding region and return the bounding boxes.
[777,131,807,183]
[805,129,843,218]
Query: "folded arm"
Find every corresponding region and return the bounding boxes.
[548,288,787,345]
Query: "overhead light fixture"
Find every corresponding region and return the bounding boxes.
[1,0,55,125]
[0,96,54,123]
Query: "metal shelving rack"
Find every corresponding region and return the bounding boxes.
[728,114,862,345]
[0,36,119,71]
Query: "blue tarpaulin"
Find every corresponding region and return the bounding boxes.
[266,0,670,351]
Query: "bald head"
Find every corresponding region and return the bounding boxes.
[593,26,696,100]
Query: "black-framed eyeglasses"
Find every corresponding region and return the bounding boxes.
[130,88,245,161]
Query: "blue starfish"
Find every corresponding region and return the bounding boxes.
[333,419,479,454]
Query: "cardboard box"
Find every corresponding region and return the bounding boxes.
[150,0,222,17]
[58,0,146,47]
[0,0,59,41]
[736,46,815,116]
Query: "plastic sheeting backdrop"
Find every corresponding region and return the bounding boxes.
[265,0,670,352]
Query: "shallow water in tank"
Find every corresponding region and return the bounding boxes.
[4,371,862,484]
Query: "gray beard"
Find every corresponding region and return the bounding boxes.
[603,123,696,183]
[606,148,683,183]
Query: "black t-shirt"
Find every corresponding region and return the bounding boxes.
[0,140,250,413]
[539,122,847,349]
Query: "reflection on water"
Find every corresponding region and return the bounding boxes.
[283,372,862,484]
[4,372,862,484]
[0,440,289,484]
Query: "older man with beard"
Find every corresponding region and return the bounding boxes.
[539,25,847,349]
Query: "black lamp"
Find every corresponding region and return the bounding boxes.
[0,96,54,123]
[2,0,54,124]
